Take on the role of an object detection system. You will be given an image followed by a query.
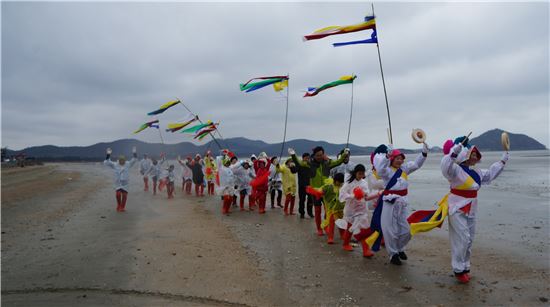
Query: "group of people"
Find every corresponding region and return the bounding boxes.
[103,135,508,284]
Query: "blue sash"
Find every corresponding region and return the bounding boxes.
[459,165,481,186]
[369,168,403,251]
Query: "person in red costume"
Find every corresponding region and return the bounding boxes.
[251,154,272,214]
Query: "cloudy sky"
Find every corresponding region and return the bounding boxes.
[2,1,549,150]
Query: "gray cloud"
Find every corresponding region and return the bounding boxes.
[2,2,548,150]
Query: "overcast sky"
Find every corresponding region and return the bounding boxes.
[2,1,549,150]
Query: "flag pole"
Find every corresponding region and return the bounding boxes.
[372,3,393,145]
[346,76,354,148]
[177,98,224,150]
[279,75,290,159]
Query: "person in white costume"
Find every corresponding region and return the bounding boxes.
[103,147,138,212]
[139,154,152,191]
[441,136,508,283]
[338,164,382,257]
[373,143,429,265]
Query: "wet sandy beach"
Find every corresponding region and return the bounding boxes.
[1,162,549,306]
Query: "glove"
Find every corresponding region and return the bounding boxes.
[344,148,350,155]
[422,142,429,154]
[288,148,296,156]
[106,148,113,155]
[501,152,509,163]
[386,144,394,157]
[452,143,463,155]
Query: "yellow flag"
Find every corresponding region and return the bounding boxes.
[273,79,288,92]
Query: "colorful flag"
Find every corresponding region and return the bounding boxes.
[333,29,377,47]
[240,76,289,93]
[166,115,198,133]
[133,119,159,134]
[194,123,218,140]
[147,100,181,116]
[181,121,212,134]
[304,16,375,41]
[304,75,356,97]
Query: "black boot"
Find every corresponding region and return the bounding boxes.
[390,254,402,265]
[398,251,408,260]
[307,205,314,218]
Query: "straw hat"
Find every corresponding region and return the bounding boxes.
[411,128,426,144]
[501,132,510,151]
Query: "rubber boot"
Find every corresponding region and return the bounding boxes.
[248,195,255,211]
[283,194,290,215]
[455,272,469,284]
[200,185,205,197]
[195,184,200,197]
[120,191,128,212]
[153,181,157,195]
[116,191,122,212]
[314,206,323,236]
[360,240,374,257]
[289,196,296,215]
[342,223,353,251]
[143,178,149,191]
[239,195,245,211]
[326,215,335,244]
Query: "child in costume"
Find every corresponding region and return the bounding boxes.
[289,146,348,236]
[337,165,381,256]
[165,164,176,199]
[307,173,346,244]
[186,154,205,197]
[269,157,283,209]
[251,156,271,214]
[147,154,165,195]
[276,158,298,215]
[373,143,429,265]
[177,156,193,195]
[217,154,237,215]
[139,154,152,191]
[103,147,138,212]
[204,151,218,195]
[233,160,256,211]
[441,137,508,283]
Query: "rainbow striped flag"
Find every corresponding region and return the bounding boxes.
[304,75,356,97]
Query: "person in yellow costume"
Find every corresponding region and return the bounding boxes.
[276,158,298,215]
[307,173,346,245]
[204,151,218,196]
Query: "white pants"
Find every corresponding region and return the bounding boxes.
[448,211,476,273]
[381,200,411,258]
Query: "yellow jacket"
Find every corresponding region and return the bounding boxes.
[204,157,217,181]
[277,164,297,196]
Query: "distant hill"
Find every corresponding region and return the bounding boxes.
[4,129,546,161]
[469,129,547,151]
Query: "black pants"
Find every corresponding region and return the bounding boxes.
[270,189,282,207]
[298,185,313,216]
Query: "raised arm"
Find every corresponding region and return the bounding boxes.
[441,144,463,180]
[480,152,508,184]
[103,148,116,169]
[373,153,392,181]
[328,151,347,169]
[288,148,309,169]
